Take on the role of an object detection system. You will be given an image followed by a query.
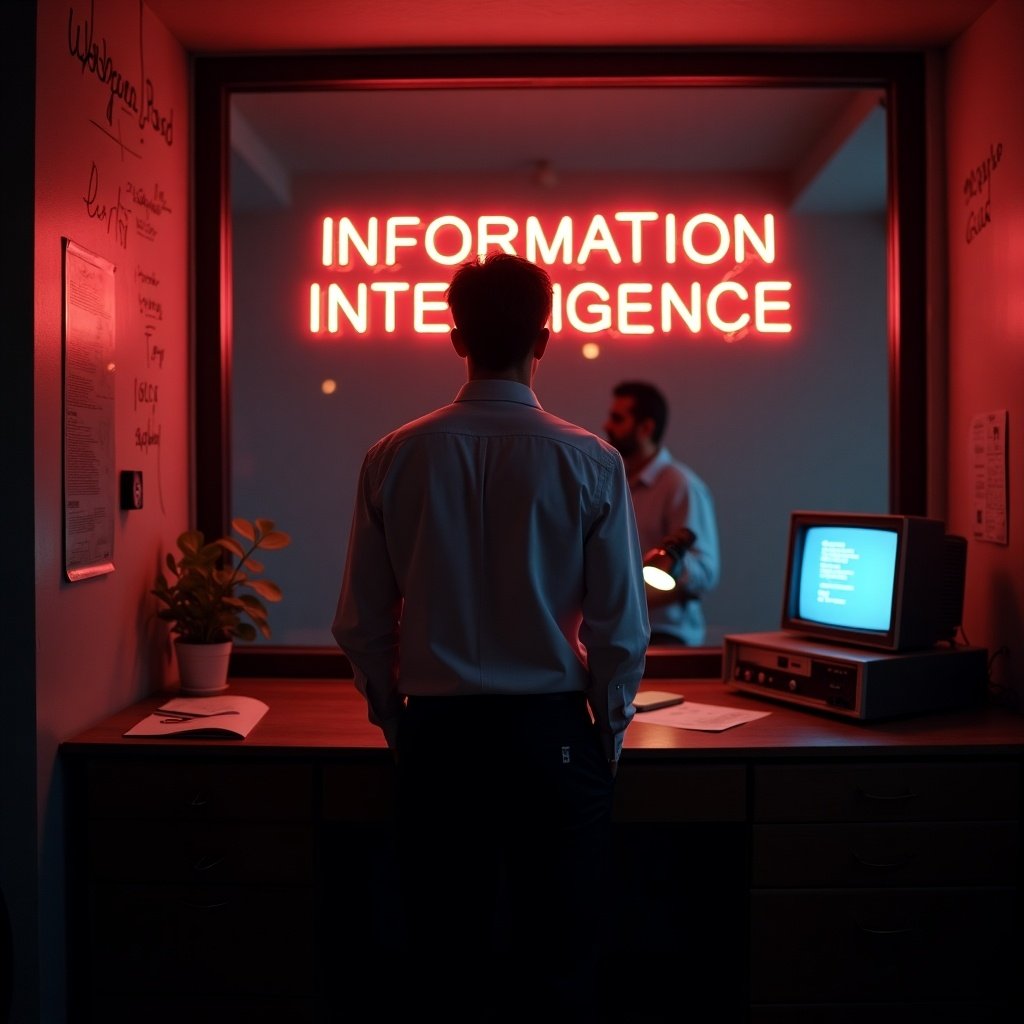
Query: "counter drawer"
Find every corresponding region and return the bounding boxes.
[321,759,396,822]
[613,763,747,822]
[749,1002,1015,1023]
[752,820,1020,887]
[88,820,315,883]
[84,759,315,821]
[753,761,1019,823]
[85,996,318,1024]
[750,887,1016,1002]
[321,760,752,823]
[88,883,316,994]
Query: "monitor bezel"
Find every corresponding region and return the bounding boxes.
[781,510,922,651]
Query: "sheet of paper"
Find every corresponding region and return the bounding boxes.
[63,239,117,580]
[123,695,269,738]
[970,409,1008,544]
[632,700,771,732]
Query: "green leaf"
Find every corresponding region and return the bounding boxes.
[178,530,204,555]
[232,518,256,541]
[235,622,257,642]
[248,579,283,601]
[254,517,276,535]
[258,530,291,550]
[217,537,246,559]
[212,567,236,587]
[197,542,223,563]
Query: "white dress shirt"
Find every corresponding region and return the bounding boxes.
[629,446,720,645]
[333,378,650,761]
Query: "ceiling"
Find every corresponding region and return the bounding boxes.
[154,0,993,213]
[228,85,887,213]
[146,0,994,53]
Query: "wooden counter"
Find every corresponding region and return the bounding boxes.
[62,676,1024,756]
[61,678,1024,1023]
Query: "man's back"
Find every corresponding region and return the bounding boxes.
[335,377,648,749]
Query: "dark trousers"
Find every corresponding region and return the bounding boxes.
[394,692,615,1023]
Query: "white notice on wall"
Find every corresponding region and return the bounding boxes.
[970,409,1008,545]
[63,239,117,580]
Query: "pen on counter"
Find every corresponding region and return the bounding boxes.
[156,706,240,718]
[633,692,686,712]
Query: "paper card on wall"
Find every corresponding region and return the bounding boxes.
[63,238,117,580]
[970,409,1008,545]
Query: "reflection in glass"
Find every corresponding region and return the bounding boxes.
[229,86,888,648]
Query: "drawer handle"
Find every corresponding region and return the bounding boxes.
[192,854,226,873]
[181,899,230,913]
[858,923,915,936]
[857,788,918,803]
[852,852,914,871]
[851,912,915,936]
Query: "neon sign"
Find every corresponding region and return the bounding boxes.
[308,211,793,340]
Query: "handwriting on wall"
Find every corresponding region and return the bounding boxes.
[82,162,175,249]
[128,179,172,241]
[83,161,130,247]
[67,2,174,145]
[134,262,162,457]
[66,1,180,516]
[963,142,1003,244]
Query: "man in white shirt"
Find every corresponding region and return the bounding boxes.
[604,380,721,646]
[333,253,649,1022]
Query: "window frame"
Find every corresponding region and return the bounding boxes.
[193,48,927,679]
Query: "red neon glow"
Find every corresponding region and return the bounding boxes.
[308,209,793,341]
[322,211,776,267]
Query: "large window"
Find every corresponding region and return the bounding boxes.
[194,51,926,677]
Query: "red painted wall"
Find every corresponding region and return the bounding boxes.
[28,1,190,1018]
[946,0,1024,700]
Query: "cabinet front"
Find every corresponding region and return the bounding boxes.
[749,759,1021,1015]
[74,758,318,1017]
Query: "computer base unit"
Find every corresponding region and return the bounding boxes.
[723,631,988,721]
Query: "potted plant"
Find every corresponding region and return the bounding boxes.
[152,517,291,695]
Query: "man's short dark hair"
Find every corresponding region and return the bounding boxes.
[613,380,669,444]
[445,252,553,371]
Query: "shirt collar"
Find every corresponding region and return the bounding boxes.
[634,445,673,487]
[453,379,542,409]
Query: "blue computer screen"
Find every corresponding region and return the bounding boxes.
[797,525,898,631]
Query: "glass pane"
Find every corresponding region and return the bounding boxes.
[229,85,888,648]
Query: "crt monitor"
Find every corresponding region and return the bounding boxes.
[780,511,968,653]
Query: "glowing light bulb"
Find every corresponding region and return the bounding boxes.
[643,565,677,591]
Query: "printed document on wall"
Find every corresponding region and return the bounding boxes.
[970,409,1008,545]
[63,239,117,580]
